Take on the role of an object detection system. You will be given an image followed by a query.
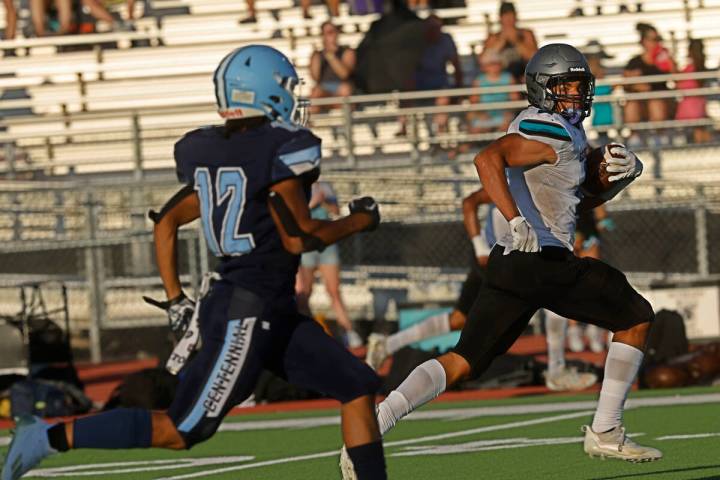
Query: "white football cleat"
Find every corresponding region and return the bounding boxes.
[339,446,357,480]
[365,333,389,371]
[545,368,598,391]
[583,425,662,463]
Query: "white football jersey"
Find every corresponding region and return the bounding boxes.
[498,107,587,251]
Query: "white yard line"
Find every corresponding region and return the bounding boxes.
[656,432,720,440]
[214,392,720,432]
[156,411,593,480]
[7,391,719,479]
[27,457,255,478]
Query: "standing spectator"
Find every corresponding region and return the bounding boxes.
[295,182,363,348]
[309,21,356,113]
[675,39,711,144]
[2,0,16,40]
[585,40,615,144]
[623,23,676,135]
[466,49,517,135]
[482,1,537,83]
[410,14,462,134]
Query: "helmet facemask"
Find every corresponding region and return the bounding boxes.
[545,73,595,125]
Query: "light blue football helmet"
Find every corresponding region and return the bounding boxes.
[214,45,304,124]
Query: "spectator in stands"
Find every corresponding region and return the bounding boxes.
[482,1,537,83]
[406,0,429,11]
[2,0,16,40]
[309,21,356,113]
[585,40,615,145]
[676,38,711,144]
[411,14,462,134]
[31,0,72,36]
[295,181,363,349]
[623,23,676,136]
[83,0,125,30]
[240,0,330,22]
[570,1,643,16]
[466,49,517,135]
[239,0,258,23]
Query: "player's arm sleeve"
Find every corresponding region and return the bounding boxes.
[270,130,322,185]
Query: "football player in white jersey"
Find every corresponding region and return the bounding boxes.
[364,189,596,392]
[342,44,659,477]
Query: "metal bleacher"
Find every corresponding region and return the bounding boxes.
[0,0,719,180]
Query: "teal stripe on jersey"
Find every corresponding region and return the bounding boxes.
[519,119,571,141]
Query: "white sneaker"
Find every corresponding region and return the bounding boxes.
[583,425,662,463]
[567,325,585,352]
[346,330,363,349]
[586,325,606,353]
[339,446,357,480]
[545,368,597,391]
[364,333,389,370]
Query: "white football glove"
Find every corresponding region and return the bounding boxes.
[603,144,642,182]
[143,292,195,341]
[505,216,540,254]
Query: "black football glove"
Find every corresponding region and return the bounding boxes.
[349,196,380,232]
[143,291,195,341]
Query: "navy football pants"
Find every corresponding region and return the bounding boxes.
[167,280,380,447]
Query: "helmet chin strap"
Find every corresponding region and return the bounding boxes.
[560,108,584,125]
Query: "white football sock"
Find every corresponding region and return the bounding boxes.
[592,342,643,433]
[377,359,446,435]
[545,311,568,377]
[386,313,451,355]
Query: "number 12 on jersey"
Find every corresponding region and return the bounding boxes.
[194,167,256,256]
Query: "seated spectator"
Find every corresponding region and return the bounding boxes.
[466,50,517,134]
[584,40,615,145]
[309,21,356,113]
[623,23,676,133]
[675,38,711,144]
[31,0,72,36]
[482,1,537,83]
[240,0,333,23]
[2,0,16,40]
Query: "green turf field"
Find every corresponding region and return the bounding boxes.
[3,386,719,480]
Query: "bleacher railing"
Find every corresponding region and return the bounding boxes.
[1,70,719,177]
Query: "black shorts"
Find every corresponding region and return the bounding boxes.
[453,246,654,377]
[454,259,486,316]
[168,279,380,447]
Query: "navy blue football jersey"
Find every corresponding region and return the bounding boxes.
[174,121,321,295]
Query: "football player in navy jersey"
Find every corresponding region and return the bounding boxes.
[2,45,386,480]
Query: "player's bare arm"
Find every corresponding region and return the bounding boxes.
[149,186,201,300]
[269,177,378,254]
[462,189,492,265]
[474,134,556,222]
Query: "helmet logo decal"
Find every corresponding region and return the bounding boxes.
[570,67,586,72]
[231,89,256,103]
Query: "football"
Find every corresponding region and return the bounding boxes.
[643,365,689,389]
[581,145,614,196]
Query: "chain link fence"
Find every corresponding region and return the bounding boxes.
[1,172,719,361]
